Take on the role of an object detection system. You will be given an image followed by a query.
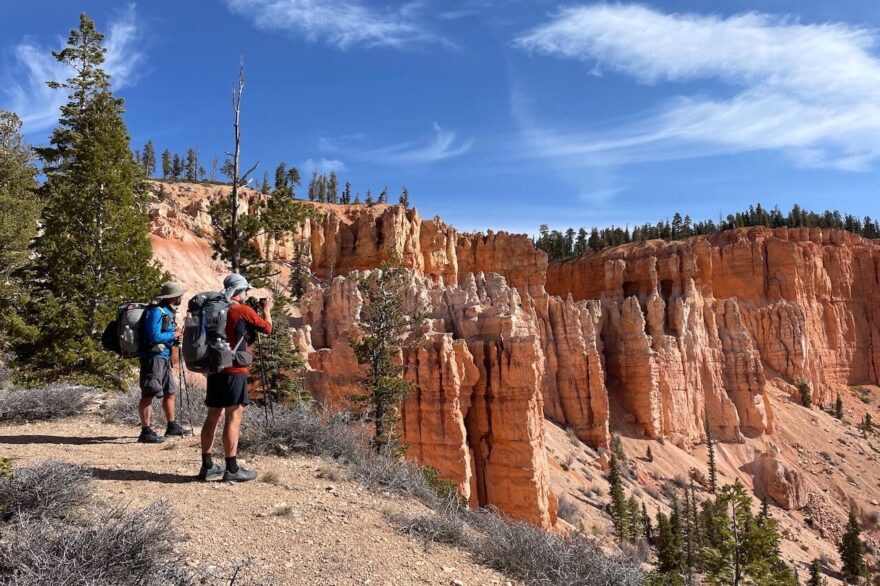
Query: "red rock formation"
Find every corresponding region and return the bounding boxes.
[147,181,880,529]
[750,449,808,510]
[546,227,880,446]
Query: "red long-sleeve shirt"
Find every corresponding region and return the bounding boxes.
[223,303,272,375]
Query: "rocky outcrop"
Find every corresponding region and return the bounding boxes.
[750,449,809,510]
[147,181,880,527]
[548,228,880,411]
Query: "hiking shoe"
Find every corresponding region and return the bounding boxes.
[165,421,192,437]
[137,427,165,444]
[197,464,223,482]
[223,467,257,482]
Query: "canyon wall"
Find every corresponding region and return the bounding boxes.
[147,181,880,525]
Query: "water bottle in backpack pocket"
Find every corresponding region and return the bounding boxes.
[182,292,251,373]
[101,303,149,358]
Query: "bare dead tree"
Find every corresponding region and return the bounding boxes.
[226,57,259,273]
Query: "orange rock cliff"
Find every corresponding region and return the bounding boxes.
[148,182,880,536]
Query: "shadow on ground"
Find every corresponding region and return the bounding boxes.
[0,434,129,446]
[87,466,195,484]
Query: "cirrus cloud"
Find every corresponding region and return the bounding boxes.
[514,4,880,171]
[225,0,451,50]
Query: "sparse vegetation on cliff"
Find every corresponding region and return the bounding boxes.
[536,203,880,260]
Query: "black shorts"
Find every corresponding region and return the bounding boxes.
[205,373,249,408]
[139,356,177,398]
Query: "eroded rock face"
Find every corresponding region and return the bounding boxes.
[750,450,809,510]
[147,182,879,527]
[548,228,880,409]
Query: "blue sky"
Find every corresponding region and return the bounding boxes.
[3,1,879,234]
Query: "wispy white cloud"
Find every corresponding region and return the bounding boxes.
[225,0,451,50]
[514,4,880,171]
[2,3,145,134]
[353,123,474,165]
[301,158,347,173]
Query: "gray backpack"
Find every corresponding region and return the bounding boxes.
[182,292,250,373]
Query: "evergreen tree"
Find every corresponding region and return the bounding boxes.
[378,186,388,204]
[642,502,653,541]
[289,240,310,300]
[863,413,873,436]
[0,111,41,343]
[251,289,308,404]
[399,186,409,207]
[210,155,219,181]
[141,139,156,177]
[260,171,271,194]
[353,192,361,204]
[646,446,653,462]
[161,148,171,179]
[807,558,825,586]
[839,508,864,583]
[350,264,425,453]
[274,162,287,191]
[21,13,163,380]
[286,167,301,196]
[608,451,628,541]
[184,147,199,181]
[611,433,627,462]
[309,171,318,201]
[799,381,812,408]
[656,505,684,576]
[171,153,183,179]
[625,496,641,543]
[365,190,374,206]
[706,414,718,494]
[342,181,352,204]
[327,171,338,203]
[835,394,844,420]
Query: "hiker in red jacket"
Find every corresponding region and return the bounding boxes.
[198,273,272,482]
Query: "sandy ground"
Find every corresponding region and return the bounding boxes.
[1,416,512,586]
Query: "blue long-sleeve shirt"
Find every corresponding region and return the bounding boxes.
[141,304,176,360]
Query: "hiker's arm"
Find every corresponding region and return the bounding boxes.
[145,309,175,345]
[242,305,272,336]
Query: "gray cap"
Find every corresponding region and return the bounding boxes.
[157,281,186,299]
[223,273,251,300]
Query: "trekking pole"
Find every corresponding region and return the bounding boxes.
[256,333,271,428]
[177,346,196,436]
[266,331,276,424]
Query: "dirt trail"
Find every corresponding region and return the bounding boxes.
[1,416,511,586]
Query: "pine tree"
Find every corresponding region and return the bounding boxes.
[611,433,627,462]
[378,186,388,204]
[342,181,352,204]
[625,496,641,543]
[327,171,338,203]
[863,413,873,436]
[161,148,171,178]
[642,502,653,541]
[798,382,812,408]
[706,414,718,494]
[21,13,163,379]
[350,264,425,453]
[286,167,301,196]
[353,193,361,204]
[839,509,864,583]
[141,139,156,177]
[399,186,409,207]
[274,162,287,191]
[608,451,628,541]
[835,394,844,420]
[0,111,41,343]
[807,558,824,586]
[289,240,310,300]
[646,446,653,462]
[365,190,374,206]
[260,171,271,194]
[185,147,199,181]
[171,153,183,179]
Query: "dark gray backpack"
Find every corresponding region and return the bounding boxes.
[182,292,250,373]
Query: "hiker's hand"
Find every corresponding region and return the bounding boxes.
[263,297,274,313]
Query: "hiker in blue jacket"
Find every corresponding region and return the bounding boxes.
[137,281,191,443]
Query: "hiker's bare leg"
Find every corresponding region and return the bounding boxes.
[161,394,176,422]
[223,405,244,457]
[201,407,224,454]
[138,397,153,427]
